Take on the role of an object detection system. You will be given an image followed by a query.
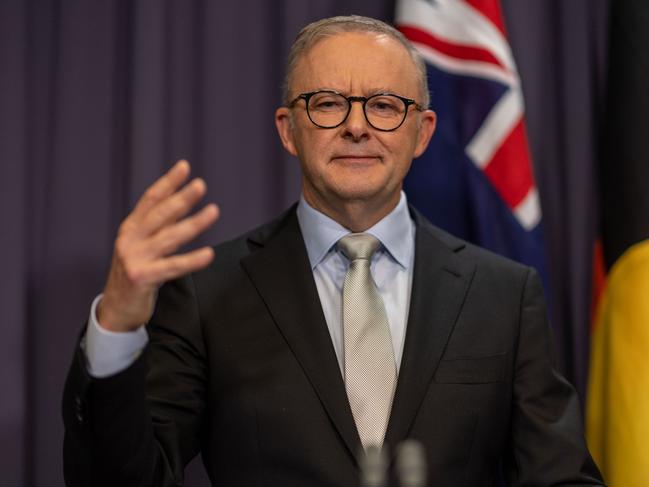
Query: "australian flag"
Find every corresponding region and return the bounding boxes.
[396,0,548,286]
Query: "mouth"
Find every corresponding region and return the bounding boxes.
[330,155,382,166]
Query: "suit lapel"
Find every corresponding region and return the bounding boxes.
[240,210,362,461]
[385,214,476,447]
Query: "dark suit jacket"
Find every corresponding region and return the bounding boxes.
[62,206,604,486]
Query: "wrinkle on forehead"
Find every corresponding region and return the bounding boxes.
[291,32,421,100]
[308,86,409,97]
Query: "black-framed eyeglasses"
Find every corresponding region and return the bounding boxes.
[288,90,424,132]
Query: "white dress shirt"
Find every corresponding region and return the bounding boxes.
[84,192,415,378]
[296,192,415,373]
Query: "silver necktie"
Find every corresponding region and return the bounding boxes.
[338,233,397,449]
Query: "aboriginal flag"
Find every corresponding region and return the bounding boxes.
[586,2,649,486]
[395,0,548,288]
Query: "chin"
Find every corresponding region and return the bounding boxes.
[328,182,389,203]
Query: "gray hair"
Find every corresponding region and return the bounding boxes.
[282,15,430,109]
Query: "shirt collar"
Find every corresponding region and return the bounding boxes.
[296,191,414,270]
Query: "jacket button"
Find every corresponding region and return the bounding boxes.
[74,395,84,423]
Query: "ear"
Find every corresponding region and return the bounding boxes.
[275,107,298,157]
[413,109,437,158]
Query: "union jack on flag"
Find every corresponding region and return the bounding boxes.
[396,0,547,282]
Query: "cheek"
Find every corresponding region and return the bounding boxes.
[292,124,315,151]
[382,134,418,168]
[297,132,333,163]
[294,136,332,180]
[391,155,413,182]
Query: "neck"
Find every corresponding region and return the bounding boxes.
[303,189,401,232]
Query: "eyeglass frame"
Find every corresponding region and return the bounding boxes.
[287,90,425,132]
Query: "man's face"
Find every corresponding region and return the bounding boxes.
[276,31,436,218]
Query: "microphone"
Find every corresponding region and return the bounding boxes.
[360,445,389,487]
[395,439,426,487]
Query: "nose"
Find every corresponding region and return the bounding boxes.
[342,101,370,141]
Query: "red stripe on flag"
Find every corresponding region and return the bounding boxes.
[482,120,534,208]
[464,0,507,35]
[399,25,505,69]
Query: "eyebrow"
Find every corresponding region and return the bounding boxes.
[310,86,403,96]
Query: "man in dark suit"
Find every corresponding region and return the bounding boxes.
[63,15,604,487]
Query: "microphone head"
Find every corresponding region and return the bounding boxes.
[395,439,427,487]
[360,444,389,487]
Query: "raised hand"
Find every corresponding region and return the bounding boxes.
[97,160,219,332]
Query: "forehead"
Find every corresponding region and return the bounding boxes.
[291,32,420,97]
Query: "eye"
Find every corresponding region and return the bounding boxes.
[367,96,402,115]
[310,93,347,112]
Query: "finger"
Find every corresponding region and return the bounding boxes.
[131,160,191,220]
[144,203,219,258]
[136,177,208,237]
[136,247,215,285]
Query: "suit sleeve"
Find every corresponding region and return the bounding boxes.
[62,275,207,487]
[506,268,605,486]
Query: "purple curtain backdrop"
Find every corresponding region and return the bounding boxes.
[0,1,607,486]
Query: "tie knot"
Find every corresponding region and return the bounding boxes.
[338,233,381,261]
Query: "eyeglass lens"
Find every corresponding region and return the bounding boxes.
[307,92,407,131]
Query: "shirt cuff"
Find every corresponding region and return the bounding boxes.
[83,294,149,378]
